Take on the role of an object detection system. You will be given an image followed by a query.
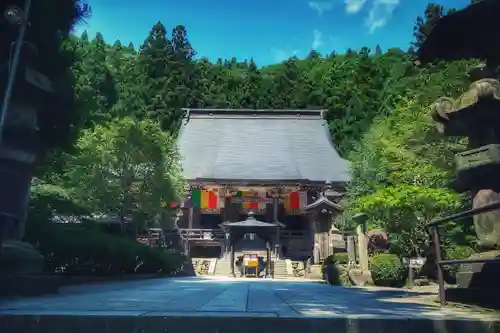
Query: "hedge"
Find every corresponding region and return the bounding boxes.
[24,219,182,276]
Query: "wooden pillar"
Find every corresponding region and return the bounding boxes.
[223,187,230,221]
[265,240,270,278]
[224,197,230,221]
[273,195,279,221]
[188,207,193,229]
[230,236,236,277]
[273,195,281,258]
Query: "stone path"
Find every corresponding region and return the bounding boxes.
[0,276,499,333]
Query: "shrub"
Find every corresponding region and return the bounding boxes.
[444,245,475,261]
[443,245,475,282]
[24,219,180,275]
[335,252,349,265]
[370,253,405,287]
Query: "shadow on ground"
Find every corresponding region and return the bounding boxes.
[0,277,498,333]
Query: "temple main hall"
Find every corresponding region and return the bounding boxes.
[174,108,349,265]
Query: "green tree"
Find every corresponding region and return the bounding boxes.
[64,117,184,234]
[356,185,461,257]
[410,3,445,51]
[241,59,263,108]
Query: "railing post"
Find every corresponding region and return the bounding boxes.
[432,226,446,306]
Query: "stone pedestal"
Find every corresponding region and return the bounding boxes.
[0,150,34,241]
[0,239,43,274]
[0,107,45,282]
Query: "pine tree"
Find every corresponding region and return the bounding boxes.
[271,58,301,108]
[410,3,445,51]
[241,59,262,108]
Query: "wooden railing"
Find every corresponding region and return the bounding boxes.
[427,201,500,305]
[177,228,225,240]
[174,228,310,241]
[172,228,312,259]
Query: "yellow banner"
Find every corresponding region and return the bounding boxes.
[201,190,209,209]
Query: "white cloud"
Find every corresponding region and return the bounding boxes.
[365,0,400,33]
[312,29,323,50]
[308,1,334,15]
[344,0,367,14]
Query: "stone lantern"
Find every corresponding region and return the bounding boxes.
[0,1,56,274]
[418,0,500,297]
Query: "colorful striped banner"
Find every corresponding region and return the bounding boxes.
[284,191,307,213]
[192,189,218,209]
[233,189,268,212]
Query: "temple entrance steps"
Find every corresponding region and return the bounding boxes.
[211,258,290,277]
[272,260,288,278]
[234,250,273,258]
[191,258,217,275]
[213,259,232,276]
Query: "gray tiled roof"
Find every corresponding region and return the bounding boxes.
[177,109,350,184]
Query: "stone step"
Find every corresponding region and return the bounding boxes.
[214,259,289,277]
[1,313,497,333]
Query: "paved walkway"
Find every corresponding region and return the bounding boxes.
[0,277,499,333]
[0,276,494,318]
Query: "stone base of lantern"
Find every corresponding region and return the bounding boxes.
[448,250,500,309]
[0,239,56,298]
[0,239,44,274]
[455,250,500,288]
[446,287,500,309]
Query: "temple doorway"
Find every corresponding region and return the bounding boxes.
[199,213,224,229]
[190,246,221,258]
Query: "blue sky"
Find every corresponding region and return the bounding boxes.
[74,0,471,66]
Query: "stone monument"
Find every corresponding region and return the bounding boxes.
[418,0,500,306]
[430,68,500,293]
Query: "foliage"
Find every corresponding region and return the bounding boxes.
[335,252,349,265]
[443,245,476,280]
[444,245,476,261]
[345,92,480,256]
[24,218,181,275]
[355,185,461,257]
[63,117,184,233]
[370,253,405,287]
